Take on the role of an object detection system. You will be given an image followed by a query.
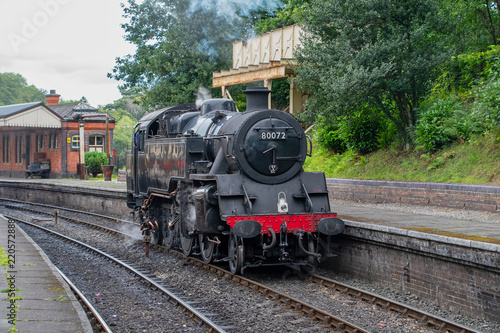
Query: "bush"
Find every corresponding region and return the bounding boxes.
[415,97,474,152]
[314,108,382,155]
[473,61,500,131]
[84,152,108,177]
[314,115,347,153]
[336,111,381,154]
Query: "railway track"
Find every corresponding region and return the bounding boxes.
[2,200,483,333]
[7,215,229,333]
[54,266,114,333]
[307,274,478,333]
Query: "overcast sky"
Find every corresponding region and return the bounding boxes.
[0,0,136,107]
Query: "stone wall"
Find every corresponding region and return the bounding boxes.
[329,221,500,322]
[327,178,500,212]
[0,180,128,218]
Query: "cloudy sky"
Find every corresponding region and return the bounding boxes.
[0,0,136,106]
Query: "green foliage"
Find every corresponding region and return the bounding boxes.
[305,132,500,185]
[253,0,308,34]
[439,1,500,53]
[296,0,456,144]
[104,88,146,120]
[314,116,346,153]
[335,110,381,154]
[415,97,464,152]
[433,46,500,97]
[270,79,290,110]
[473,58,500,132]
[84,152,109,177]
[312,108,383,154]
[0,72,46,106]
[111,0,279,108]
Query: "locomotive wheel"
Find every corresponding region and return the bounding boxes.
[199,234,215,263]
[164,208,176,249]
[180,234,194,256]
[164,224,175,249]
[152,220,165,245]
[228,233,244,275]
[302,234,319,273]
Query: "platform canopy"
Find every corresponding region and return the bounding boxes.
[212,25,305,114]
[0,102,62,128]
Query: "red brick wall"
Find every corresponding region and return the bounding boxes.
[63,121,115,174]
[1,120,115,177]
[0,128,62,173]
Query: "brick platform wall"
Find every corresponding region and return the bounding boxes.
[327,179,500,213]
[0,180,128,218]
[328,222,500,322]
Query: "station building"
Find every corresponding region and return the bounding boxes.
[0,90,115,178]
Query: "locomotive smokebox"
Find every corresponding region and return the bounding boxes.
[244,87,271,112]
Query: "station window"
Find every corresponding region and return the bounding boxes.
[89,135,104,152]
[35,134,44,152]
[49,133,58,149]
[15,136,23,164]
[72,135,80,149]
[2,136,9,164]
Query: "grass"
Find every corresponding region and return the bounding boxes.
[304,133,500,186]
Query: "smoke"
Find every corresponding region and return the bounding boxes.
[189,0,283,21]
[195,87,212,108]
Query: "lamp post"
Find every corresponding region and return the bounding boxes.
[79,120,85,179]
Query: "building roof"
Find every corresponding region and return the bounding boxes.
[0,101,43,117]
[0,101,63,128]
[48,102,115,122]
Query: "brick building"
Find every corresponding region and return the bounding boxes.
[0,90,115,178]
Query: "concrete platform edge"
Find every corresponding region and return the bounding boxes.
[16,225,93,333]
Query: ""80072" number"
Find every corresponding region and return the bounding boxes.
[260,131,286,140]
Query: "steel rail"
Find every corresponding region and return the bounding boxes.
[0,201,140,240]
[186,258,369,333]
[54,266,113,333]
[6,215,228,333]
[0,197,135,225]
[5,203,479,332]
[4,205,370,332]
[308,274,482,333]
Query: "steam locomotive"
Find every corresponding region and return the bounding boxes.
[126,87,344,274]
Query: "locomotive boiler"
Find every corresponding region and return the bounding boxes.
[126,87,344,274]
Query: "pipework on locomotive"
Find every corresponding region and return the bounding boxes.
[126,87,344,274]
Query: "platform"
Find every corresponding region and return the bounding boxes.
[0,214,92,332]
[331,199,500,243]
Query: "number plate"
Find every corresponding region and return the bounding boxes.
[260,131,286,140]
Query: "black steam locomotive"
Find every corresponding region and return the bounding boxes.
[126,87,344,274]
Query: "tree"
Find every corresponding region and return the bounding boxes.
[0,72,46,106]
[442,1,500,53]
[253,0,309,35]
[295,0,455,144]
[109,0,279,109]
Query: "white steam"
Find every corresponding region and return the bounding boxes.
[196,87,212,108]
[189,0,283,21]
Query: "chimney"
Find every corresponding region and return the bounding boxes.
[46,89,61,105]
[244,87,271,112]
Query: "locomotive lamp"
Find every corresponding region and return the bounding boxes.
[277,192,288,213]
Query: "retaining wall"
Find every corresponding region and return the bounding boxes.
[329,222,500,323]
[0,180,128,218]
[327,178,500,212]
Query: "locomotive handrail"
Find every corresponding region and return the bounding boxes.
[306,135,312,157]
